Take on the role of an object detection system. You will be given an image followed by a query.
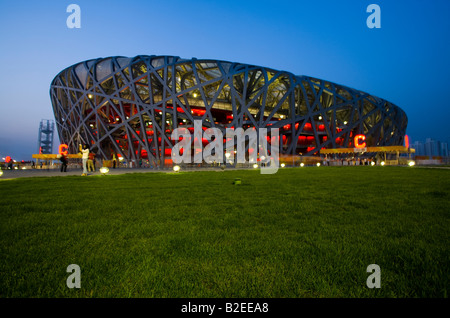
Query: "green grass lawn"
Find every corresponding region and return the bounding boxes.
[0,166,448,298]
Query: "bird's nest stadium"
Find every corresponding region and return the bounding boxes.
[50,55,408,168]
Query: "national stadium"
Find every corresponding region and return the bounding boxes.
[49,55,408,168]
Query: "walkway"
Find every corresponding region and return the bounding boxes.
[0,166,249,180]
[1,164,448,180]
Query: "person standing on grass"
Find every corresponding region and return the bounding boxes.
[112,153,117,169]
[88,151,95,172]
[59,154,68,172]
[80,144,89,176]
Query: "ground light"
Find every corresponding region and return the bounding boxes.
[281,163,285,168]
[99,167,109,175]
[0,170,3,177]
[173,165,180,172]
[371,161,375,166]
[316,163,321,167]
[253,164,258,169]
[225,152,231,165]
[300,163,304,167]
[408,161,416,167]
[380,161,385,166]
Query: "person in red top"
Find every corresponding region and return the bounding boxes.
[87,151,96,172]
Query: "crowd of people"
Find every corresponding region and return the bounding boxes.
[57,144,118,176]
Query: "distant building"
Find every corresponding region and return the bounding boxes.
[441,142,449,157]
[412,138,449,158]
[412,141,425,156]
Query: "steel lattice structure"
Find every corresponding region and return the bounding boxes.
[37,119,55,154]
[50,55,408,167]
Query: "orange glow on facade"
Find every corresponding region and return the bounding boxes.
[59,144,69,155]
[354,134,366,148]
[404,135,409,148]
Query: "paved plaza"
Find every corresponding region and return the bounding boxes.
[0,166,254,180]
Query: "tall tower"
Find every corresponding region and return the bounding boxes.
[38,119,55,154]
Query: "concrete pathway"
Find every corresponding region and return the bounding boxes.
[0,166,249,180]
[1,164,448,180]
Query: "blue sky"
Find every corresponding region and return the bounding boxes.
[1,0,449,160]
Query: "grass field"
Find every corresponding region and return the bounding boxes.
[0,166,449,298]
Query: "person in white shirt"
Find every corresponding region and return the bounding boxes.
[80,144,90,176]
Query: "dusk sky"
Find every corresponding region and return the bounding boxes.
[1,0,449,161]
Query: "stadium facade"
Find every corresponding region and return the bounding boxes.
[50,55,408,167]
